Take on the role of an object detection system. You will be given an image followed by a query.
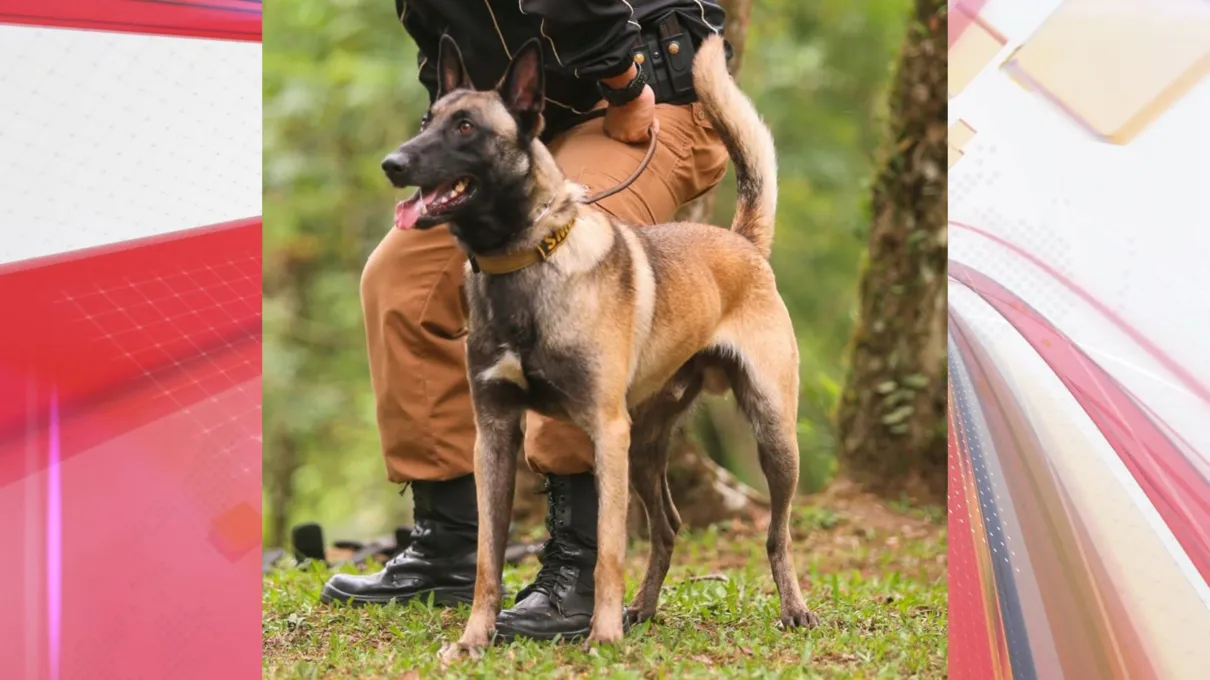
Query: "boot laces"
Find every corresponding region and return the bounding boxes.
[385,518,435,566]
[517,479,575,609]
[387,481,435,566]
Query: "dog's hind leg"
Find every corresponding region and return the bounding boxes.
[659,468,681,536]
[625,398,690,624]
[719,322,819,630]
[625,366,701,625]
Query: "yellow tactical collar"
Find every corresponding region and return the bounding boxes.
[469,219,576,275]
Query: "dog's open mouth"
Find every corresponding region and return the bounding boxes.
[394,177,475,230]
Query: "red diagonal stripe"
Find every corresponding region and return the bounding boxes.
[947,357,999,680]
[0,0,261,42]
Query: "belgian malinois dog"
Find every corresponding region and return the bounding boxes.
[382,33,817,658]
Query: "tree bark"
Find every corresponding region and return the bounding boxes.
[834,0,948,504]
[265,427,296,548]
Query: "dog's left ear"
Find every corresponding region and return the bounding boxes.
[437,34,472,98]
[497,38,545,142]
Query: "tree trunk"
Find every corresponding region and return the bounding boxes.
[263,265,313,548]
[265,428,296,548]
[834,0,948,504]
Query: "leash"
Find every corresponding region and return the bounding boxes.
[583,120,660,205]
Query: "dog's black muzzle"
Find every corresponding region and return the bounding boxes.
[381,150,413,188]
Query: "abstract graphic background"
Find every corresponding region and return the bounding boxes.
[948,0,1210,677]
[0,3,262,679]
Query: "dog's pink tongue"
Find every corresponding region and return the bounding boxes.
[394,191,423,230]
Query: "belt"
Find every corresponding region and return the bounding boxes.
[635,11,701,106]
[546,12,706,139]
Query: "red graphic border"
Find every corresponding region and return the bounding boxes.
[0,0,261,42]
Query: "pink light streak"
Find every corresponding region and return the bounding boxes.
[47,389,61,680]
[949,220,1210,410]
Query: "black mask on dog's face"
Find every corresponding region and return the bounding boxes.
[383,35,546,238]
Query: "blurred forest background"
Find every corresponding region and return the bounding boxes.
[262,0,918,545]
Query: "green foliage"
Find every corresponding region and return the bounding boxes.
[263,0,910,540]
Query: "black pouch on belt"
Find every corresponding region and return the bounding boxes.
[634,11,702,106]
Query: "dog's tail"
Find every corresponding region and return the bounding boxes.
[692,34,776,259]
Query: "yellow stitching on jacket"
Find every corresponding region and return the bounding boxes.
[545,97,592,114]
[694,0,720,33]
[540,18,565,66]
[483,0,513,58]
[621,0,641,29]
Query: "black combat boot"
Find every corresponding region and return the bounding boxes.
[495,472,600,641]
[320,474,477,606]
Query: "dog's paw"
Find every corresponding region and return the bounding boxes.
[438,640,486,664]
[582,623,625,651]
[623,607,654,627]
[778,608,820,630]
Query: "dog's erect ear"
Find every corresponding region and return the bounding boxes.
[497,38,545,140]
[437,34,472,98]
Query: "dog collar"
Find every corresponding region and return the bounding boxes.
[469,219,576,275]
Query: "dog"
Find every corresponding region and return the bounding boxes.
[382,33,818,658]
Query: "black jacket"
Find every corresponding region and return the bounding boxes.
[396,0,727,136]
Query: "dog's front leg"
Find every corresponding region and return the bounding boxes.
[585,407,632,647]
[440,406,521,662]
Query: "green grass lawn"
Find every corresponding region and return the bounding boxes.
[263,486,946,679]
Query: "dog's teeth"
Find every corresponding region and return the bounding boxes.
[454,180,467,193]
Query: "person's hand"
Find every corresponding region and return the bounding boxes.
[603,84,656,144]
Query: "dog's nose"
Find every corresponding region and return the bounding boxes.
[381,152,409,176]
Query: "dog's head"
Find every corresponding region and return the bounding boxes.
[384,35,547,243]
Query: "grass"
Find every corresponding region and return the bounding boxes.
[263,486,946,679]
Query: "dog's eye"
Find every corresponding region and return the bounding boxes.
[457,120,474,135]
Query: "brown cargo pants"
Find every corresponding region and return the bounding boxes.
[360,102,729,482]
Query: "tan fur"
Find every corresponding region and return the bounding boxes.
[431,90,520,141]
[692,35,778,259]
[441,35,817,662]
[619,227,656,389]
